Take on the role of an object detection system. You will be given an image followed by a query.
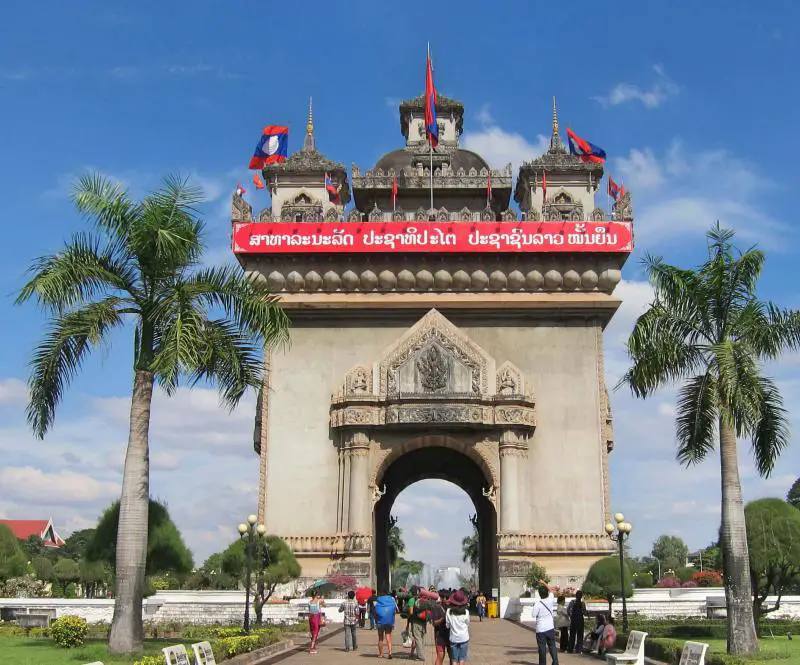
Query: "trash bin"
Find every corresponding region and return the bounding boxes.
[487,600,499,618]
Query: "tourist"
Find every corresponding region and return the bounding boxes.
[338,590,360,652]
[307,591,325,654]
[599,616,617,655]
[406,585,430,661]
[431,589,453,665]
[583,614,607,653]
[555,595,569,652]
[367,588,378,629]
[445,589,470,665]
[374,588,399,659]
[532,584,558,665]
[567,590,587,653]
[475,591,487,622]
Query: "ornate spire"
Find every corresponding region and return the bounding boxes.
[549,96,566,153]
[304,96,315,151]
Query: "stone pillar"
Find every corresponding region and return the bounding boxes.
[347,431,371,533]
[499,430,525,532]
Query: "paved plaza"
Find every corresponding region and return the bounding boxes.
[278,620,588,665]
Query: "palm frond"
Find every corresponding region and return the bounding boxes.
[71,173,139,244]
[177,266,290,348]
[740,301,800,359]
[675,373,718,466]
[619,304,708,396]
[27,298,124,437]
[16,231,139,312]
[749,376,790,478]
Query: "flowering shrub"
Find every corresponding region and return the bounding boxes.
[133,656,165,665]
[0,574,49,598]
[692,570,722,587]
[325,574,358,591]
[654,576,681,588]
[681,580,698,588]
[50,615,88,648]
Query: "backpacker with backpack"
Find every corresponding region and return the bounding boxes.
[374,595,397,625]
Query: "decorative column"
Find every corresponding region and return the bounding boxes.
[499,430,525,532]
[347,431,371,534]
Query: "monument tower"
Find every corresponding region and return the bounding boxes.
[233,91,633,594]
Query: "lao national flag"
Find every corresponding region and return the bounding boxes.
[608,176,625,201]
[325,172,341,204]
[249,125,289,169]
[566,128,606,164]
[425,50,438,148]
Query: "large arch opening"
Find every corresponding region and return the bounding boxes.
[374,445,498,594]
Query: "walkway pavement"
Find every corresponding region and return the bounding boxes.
[277,620,589,665]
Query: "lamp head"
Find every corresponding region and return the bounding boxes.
[621,522,633,534]
[614,512,625,524]
[238,523,248,535]
[604,522,615,535]
[256,524,266,536]
[247,514,258,525]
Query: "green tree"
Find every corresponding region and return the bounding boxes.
[17,174,289,654]
[392,558,424,588]
[581,556,633,616]
[524,561,550,589]
[651,534,689,571]
[53,558,80,596]
[60,529,96,561]
[31,556,55,583]
[86,499,193,578]
[20,535,50,560]
[745,498,800,625]
[80,559,109,598]
[619,224,800,655]
[0,525,27,582]
[788,478,800,510]
[388,523,405,569]
[461,524,479,571]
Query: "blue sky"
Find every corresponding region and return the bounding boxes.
[1,1,798,570]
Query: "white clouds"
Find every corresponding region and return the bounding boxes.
[413,526,439,540]
[462,105,549,173]
[0,467,119,504]
[593,65,679,109]
[0,378,27,406]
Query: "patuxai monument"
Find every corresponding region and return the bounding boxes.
[231,91,634,596]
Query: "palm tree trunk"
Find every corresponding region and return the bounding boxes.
[108,369,154,654]
[718,414,758,655]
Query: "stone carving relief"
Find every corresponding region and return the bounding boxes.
[500,209,518,222]
[591,207,606,221]
[325,207,340,222]
[482,485,497,507]
[368,203,383,221]
[481,205,495,221]
[344,365,372,395]
[231,192,253,223]
[280,192,324,222]
[496,361,524,396]
[613,191,633,220]
[543,189,585,221]
[416,344,449,392]
[392,206,405,221]
[370,484,386,507]
[348,208,362,222]
[415,206,427,220]
[436,207,449,221]
[257,208,272,223]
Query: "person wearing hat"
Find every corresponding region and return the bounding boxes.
[406,585,430,661]
[445,589,471,665]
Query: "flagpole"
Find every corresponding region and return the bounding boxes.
[607,177,612,220]
[428,42,434,215]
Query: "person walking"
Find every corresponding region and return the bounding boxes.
[338,590,360,652]
[307,591,325,654]
[555,595,569,652]
[475,591,487,622]
[368,589,378,630]
[431,589,452,665]
[406,585,431,662]
[445,589,470,665]
[532,585,558,665]
[567,590,587,654]
[374,588,399,659]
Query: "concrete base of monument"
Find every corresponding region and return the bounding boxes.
[499,552,612,596]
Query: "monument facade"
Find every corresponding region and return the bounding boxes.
[233,95,633,594]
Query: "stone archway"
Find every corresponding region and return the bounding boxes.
[373,444,498,595]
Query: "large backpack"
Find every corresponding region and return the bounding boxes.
[374,596,397,625]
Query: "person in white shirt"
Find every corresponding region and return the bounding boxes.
[532,585,559,665]
[445,590,471,665]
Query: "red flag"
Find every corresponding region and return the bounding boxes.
[541,171,547,203]
[424,47,438,148]
[391,175,398,209]
[253,174,265,190]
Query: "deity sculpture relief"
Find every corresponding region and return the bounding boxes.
[371,484,387,507]
[416,345,449,392]
[482,485,497,507]
[352,367,369,393]
[498,369,517,395]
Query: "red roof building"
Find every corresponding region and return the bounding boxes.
[0,519,65,548]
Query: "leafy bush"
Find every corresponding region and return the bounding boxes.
[675,567,695,582]
[50,615,88,648]
[524,561,551,588]
[633,572,654,588]
[214,626,246,638]
[215,635,263,659]
[655,575,681,588]
[624,618,800,640]
[0,574,49,598]
[133,656,165,665]
[640,636,792,665]
[692,570,722,587]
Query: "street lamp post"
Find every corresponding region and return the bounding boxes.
[238,514,266,634]
[604,512,633,633]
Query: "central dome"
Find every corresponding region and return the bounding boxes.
[375,147,490,174]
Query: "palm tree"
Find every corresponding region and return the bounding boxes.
[388,522,405,569]
[461,524,479,571]
[619,223,800,655]
[17,174,289,654]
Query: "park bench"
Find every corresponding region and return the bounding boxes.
[83,662,104,665]
[606,630,648,665]
[161,644,191,665]
[191,640,217,665]
[18,613,52,630]
[678,641,709,665]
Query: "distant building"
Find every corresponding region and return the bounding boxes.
[0,519,65,548]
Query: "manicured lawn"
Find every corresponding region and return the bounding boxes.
[0,636,169,665]
[704,638,800,665]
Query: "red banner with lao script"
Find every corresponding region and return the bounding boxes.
[232,220,633,254]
